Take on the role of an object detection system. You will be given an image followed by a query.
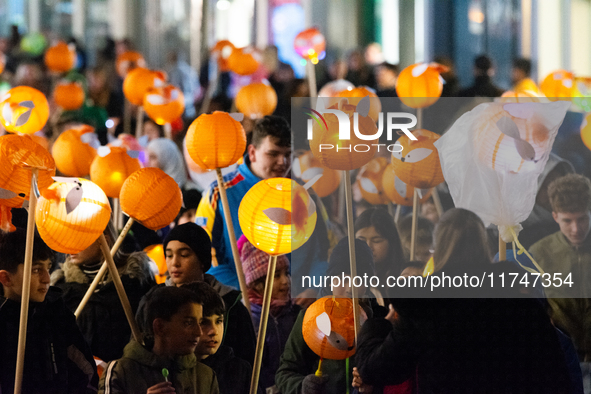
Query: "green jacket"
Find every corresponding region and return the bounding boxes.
[530,231,591,360]
[99,340,219,394]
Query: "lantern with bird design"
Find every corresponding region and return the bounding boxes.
[0,86,49,134]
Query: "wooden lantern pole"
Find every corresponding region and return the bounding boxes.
[13,169,39,394]
[215,168,251,315]
[75,217,135,317]
[431,186,444,217]
[306,60,317,98]
[199,63,221,115]
[164,123,172,140]
[135,106,144,139]
[410,107,424,261]
[394,204,402,224]
[124,99,132,135]
[343,170,361,342]
[249,255,278,394]
[498,230,507,261]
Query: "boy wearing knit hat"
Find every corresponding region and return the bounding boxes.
[163,223,256,366]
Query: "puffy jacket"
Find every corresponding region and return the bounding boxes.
[201,345,251,394]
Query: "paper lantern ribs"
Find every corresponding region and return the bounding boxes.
[90,146,142,198]
[235,82,277,119]
[0,86,50,134]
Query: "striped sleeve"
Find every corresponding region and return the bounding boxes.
[98,360,119,394]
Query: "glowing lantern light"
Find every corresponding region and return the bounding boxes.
[123,67,167,106]
[293,151,341,198]
[396,62,448,109]
[235,82,277,119]
[145,244,167,284]
[227,47,260,76]
[581,113,591,152]
[53,81,85,111]
[52,125,98,177]
[44,41,75,73]
[143,85,185,125]
[390,129,444,189]
[382,164,432,206]
[514,78,543,96]
[186,111,246,170]
[36,178,111,254]
[212,40,235,72]
[302,297,356,360]
[90,146,141,198]
[294,28,326,63]
[356,157,389,205]
[120,168,182,230]
[238,178,317,255]
[337,86,382,122]
[0,86,50,134]
[540,70,575,100]
[116,51,146,78]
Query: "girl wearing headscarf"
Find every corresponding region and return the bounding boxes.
[147,138,188,189]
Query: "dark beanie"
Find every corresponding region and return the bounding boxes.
[163,223,212,272]
[327,237,375,277]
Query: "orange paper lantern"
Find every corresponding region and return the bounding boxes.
[357,157,389,205]
[309,99,378,170]
[382,164,432,206]
[293,151,341,198]
[540,70,574,100]
[499,90,543,103]
[53,81,85,110]
[90,146,141,198]
[30,133,49,151]
[143,85,185,125]
[337,86,382,122]
[318,79,354,98]
[116,51,146,78]
[294,28,326,63]
[52,125,98,177]
[36,178,111,254]
[514,78,542,96]
[302,297,356,360]
[186,111,246,170]
[235,82,278,119]
[120,168,182,230]
[390,129,444,188]
[0,52,6,74]
[396,63,448,108]
[145,244,167,284]
[212,40,235,72]
[123,67,167,106]
[44,41,75,73]
[238,178,316,255]
[227,47,260,76]
[0,86,50,134]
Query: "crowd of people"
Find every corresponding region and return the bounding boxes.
[0,31,589,394]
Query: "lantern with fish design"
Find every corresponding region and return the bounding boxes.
[293,151,340,198]
[123,68,167,106]
[0,86,49,134]
[52,125,98,177]
[90,146,142,198]
[381,165,432,206]
[337,86,381,123]
[396,63,448,109]
[143,85,185,125]
[116,51,146,78]
[238,178,316,255]
[356,157,389,205]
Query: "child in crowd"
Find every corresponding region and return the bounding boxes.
[238,235,301,393]
[0,229,98,394]
[182,281,252,394]
[397,214,434,263]
[99,286,219,393]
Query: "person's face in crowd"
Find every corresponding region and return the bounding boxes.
[147,148,161,169]
[272,267,290,301]
[87,70,107,92]
[332,275,367,298]
[511,67,526,85]
[248,136,291,179]
[553,210,591,247]
[421,201,439,224]
[195,313,224,359]
[177,209,197,226]
[165,241,204,285]
[0,259,52,303]
[356,226,389,265]
[376,66,397,89]
[69,239,102,266]
[330,60,348,80]
[143,120,162,142]
[155,302,203,356]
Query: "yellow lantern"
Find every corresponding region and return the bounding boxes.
[396,63,448,109]
[540,70,574,100]
[0,86,50,134]
[238,178,316,255]
[90,146,142,198]
[357,157,389,205]
[235,82,278,119]
[580,113,591,152]
[36,178,111,254]
[145,244,167,284]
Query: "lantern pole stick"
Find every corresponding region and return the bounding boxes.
[124,99,132,135]
[113,198,123,232]
[498,231,506,261]
[394,204,401,224]
[306,60,317,98]
[249,255,277,394]
[410,189,418,261]
[135,106,144,139]
[431,187,443,217]
[344,170,361,342]
[13,169,39,394]
[98,234,142,343]
[75,218,135,317]
[164,123,172,140]
[215,168,251,316]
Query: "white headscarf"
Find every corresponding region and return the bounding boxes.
[147,138,187,188]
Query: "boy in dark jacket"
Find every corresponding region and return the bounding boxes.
[183,281,252,394]
[0,228,98,394]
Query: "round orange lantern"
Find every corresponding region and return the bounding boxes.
[52,125,98,177]
[309,99,378,170]
[183,138,208,174]
[302,297,356,360]
[396,63,448,109]
[499,90,543,103]
[0,86,50,134]
[143,85,185,125]
[238,178,317,255]
[581,113,591,152]
[120,168,182,230]
[318,79,354,98]
[186,111,246,170]
[235,81,277,119]
[212,40,235,72]
[36,178,111,254]
[540,70,574,100]
[116,51,146,78]
[0,52,6,74]
[337,86,382,122]
[145,244,167,284]
[53,81,85,110]
[293,151,340,198]
[44,41,75,73]
[123,67,167,106]
[357,157,389,205]
[294,28,326,63]
[90,146,142,198]
[382,164,432,206]
[227,47,260,76]
[30,133,49,151]
[390,129,444,189]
